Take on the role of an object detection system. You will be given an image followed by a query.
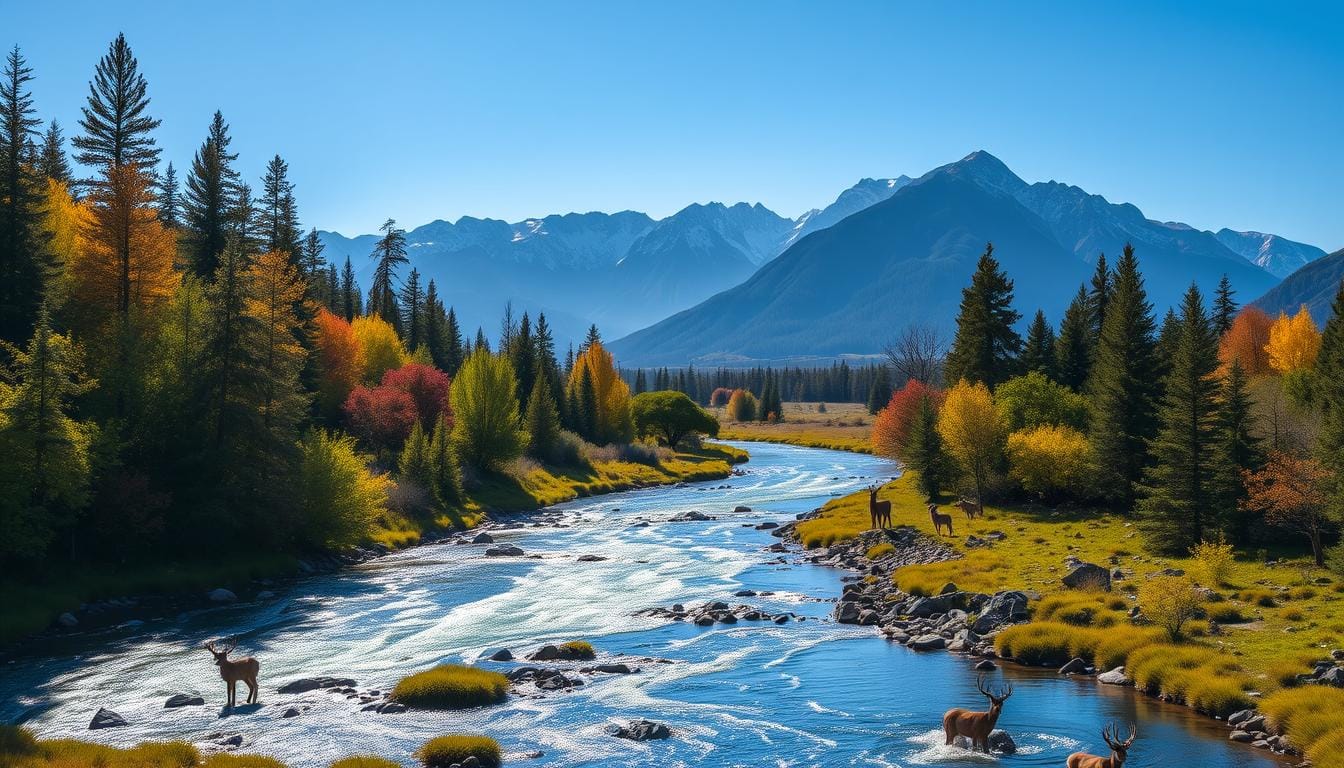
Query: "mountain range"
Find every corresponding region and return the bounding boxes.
[318,151,1325,364]
[1253,247,1344,324]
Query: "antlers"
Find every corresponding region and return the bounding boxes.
[1101,722,1136,750]
[204,637,238,655]
[975,673,1013,702]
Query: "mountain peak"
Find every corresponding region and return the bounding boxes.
[917,150,1026,196]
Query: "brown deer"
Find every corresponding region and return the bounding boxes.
[1066,723,1136,768]
[204,638,260,708]
[943,674,1012,753]
[955,497,982,520]
[928,503,954,536]
[869,486,892,529]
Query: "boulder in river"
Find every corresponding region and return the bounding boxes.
[89,707,128,729]
[908,634,946,651]
[164,693,205,708]
[577,554,607,562]
[1059,657,1088,675]
[207,588,238,603]
[485,545,524,557]
[669,510,712,522]
[488,648,514,661]
[1097,666,1132,685]
[276,676,356,694]
[988,729,1017,754]
[608,719,671,741]
[472,532,495,544]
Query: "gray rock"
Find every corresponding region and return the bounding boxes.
[485,545,524,557]
[1227,709,1255,727]
[1318,667,1344,687]
[577,554,607,562]
[669,510,712,522]
[207,588,238,603]
[909,634,946,650]
[57,612,78,628]
[488,648,513,661]
[857,609,881,626]
[593,663,632,674]
[971,591,1029,633]
[1059,657,1088,675]
[939,582,960,595]
[734,506,752,513]
[219,735,244,747]
[164,694,205,708]
[1097,666,1132,685]
[835,602,861,623]
[1229,730,1254,743]
[377,702,407,714]
[1242,715,1267,732]
[975,660,998,671]
[1062,563,1111,591]
[281,707,300,718]
[89,707,127,729]
[472,532,495,544]
[276,676,356,694]
[989,729,1017,754]
[608,718,671,741]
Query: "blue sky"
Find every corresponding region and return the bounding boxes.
[9,1,1343,248]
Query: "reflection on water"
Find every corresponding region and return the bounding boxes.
[0,442,1285,767]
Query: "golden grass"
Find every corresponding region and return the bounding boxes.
[200,756,288,768]
[416,735,501,768]
[865,543,896,560]
[390,664,509,710]
[713,401,873,453]
[328,759,401,768]
[0,727,291,768]
[1261,687,1344,767]
[560,640,595,659]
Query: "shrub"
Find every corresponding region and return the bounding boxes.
[725,389,758,422]
[1005,425,1092,499]
[1280,607,1305,622]
[1125,643,1249,714]
[1184,673,1255,718]
[343,384,418,452]
[994,371,1089,431]
[201,756,289,768]
[1206,604,1250,623]
[1139,575,1203,640]
[417,735,502,768]
[1261,687,1344,763]
[560,640,595,659]
[1092,627,1163,670]
[296,430,391,548]
[1288,586,1318,600]
[1190,538,1236,586]
[391,664,509,710]
[330,759,402,768]
[1239,588,1278,607]
[709,387,733,407]
[994,622,1084,666]
[866,543,895,560]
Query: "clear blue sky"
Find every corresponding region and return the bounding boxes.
[9,0,1343,248]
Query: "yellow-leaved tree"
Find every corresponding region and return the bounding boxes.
[1005,424,1091,499]
[352,314,407,383]
[567,340,633,445]
[40,178,91,311]
[937,379,1005,504]
[245,249,310,436]
[1265,306,1321,374]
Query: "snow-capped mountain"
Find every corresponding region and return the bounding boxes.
[783,176,912,250]
[1214,229,1327,278]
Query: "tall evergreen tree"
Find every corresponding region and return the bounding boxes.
[156,160,179,227]
[72,34,161,176]
[1054,285,1092,391]
[1215,358,1263,544]
[182,111,239,276]
[340,256,358,321]
[1140,284,1222,552]
[1088,252,1112,342]
[1021,309,1057,379]
[367,218,407,330]
[943,243,1022,387]
[533,312,561,408]
[443,306,465,375]
[1213,274,1237,339]
[866,366,893,414]
[0,45,45,344]
[577,364,598,440]
[231,182,259,250]
[399,268,424,351]
[524,376,564,462]
[259,154,301,259]
[510,312,536,411]
[906,394,952,500]
[634,369,647,395]
[1089,244,1161,506]
[582,324,602,354]
[324,263,340,313]
[424,279,445,369]
[1315,281,1344,487]
[35,119,71,184]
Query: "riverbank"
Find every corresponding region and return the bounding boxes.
[711,401,873,453]
[0,443,748,648]
[785,472,1344,766]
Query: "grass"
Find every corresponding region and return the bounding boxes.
[416,735,501,768]
[866,543,896,560]
[390,664,510,710]
[560,640,595,659]
[1261,687,1344,768]
[713,401,873,453]
[328,760,401,768]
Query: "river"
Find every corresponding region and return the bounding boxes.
[0,441,1284,767]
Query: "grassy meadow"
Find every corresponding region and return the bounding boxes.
[713,401,873,453]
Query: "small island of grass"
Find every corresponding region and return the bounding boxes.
[390,664,509,710]
[416,735,502,768]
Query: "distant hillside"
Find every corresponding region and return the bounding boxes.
[1253,248,1344,324]
[1215,229,1326,278]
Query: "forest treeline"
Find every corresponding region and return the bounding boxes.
[622,362,891,410]
[0,36,728,581]
[871,243,1344,567]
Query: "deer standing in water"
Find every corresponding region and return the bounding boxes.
[1067,723,1136,768]
[955,497,982,521]
[869,486,892,530]
[204,638,260,708]
[943,674,1012,753]
[928,503,954,536]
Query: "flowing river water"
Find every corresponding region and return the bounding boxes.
[0,442,1286,767]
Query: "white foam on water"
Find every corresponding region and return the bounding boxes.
[807,700,852,717]
[905,728,999,764]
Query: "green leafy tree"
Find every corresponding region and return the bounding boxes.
[1020,309,1057,379]
[993,371,1089,432]
[1139,284,1222,552]
[1089,244,1160,506]
[449,350,523,472]
[295,430,389,548]
[398,420,432,487]
[632,391,719,448]
[1054,285,1092,391]
[943,243,1022,387]
[182,111,239,277]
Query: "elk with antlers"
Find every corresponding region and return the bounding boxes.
[928,503,954,536]
[942,674,1012,753]
[204,638,260,708]
[869,486,892,530]
[1067,723,1136,768]
[955,497,982,521]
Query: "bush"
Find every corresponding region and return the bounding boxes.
[1126,643,1250,715]
[1261,687,1344,764]
[1190,538,1236,586]
[994,371,1089,431]
[330,759,402,768]
[201,756,288,768]
[560,640,595,659]
[725,389,758,422]
[1139,575,1203,640]
[1005,425,1092,499]
[583,441,668,466]
[450,351,524,472]
[866,543,895,560]
[296,430,391,548]
[1206,604,1250,623]
[391,664,509,710]
[417,735,502,768]
[994,622,1082,666]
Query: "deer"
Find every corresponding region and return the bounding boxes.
[1066,723,1136,768]
[955,496,982,521]
[869,486,892,530]
[204,638,260,708]
[928,503,954,536]
[943,674,1012,753]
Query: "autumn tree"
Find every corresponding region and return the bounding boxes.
[351,314,406,383]
[1266,306,1321,374]
[313,308,362,418]
[1241,452,1336,566]
[244,249,309,449]
[1006,425,1091,500]
[1217,307,1273,376]
[367,218,407,330]
[937,379,1005,503]
[566,340,633,444]
[725,388,758,422]
[871,380,944,461]
[382,362,451,428]
[944,243,1022,387]
[38,178,89,310]
[182,111,239,277]
[450,350,523,471]
[343,383,417,454]
[993,371,1089,432]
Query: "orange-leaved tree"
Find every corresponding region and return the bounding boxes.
[567,340,632,444]
[725,388,758,422]
[1218,306,1273,376]
[313,308,363,417]
[1241,451,1336,566]
[871,380,944,460]
[1266,306,1321,374]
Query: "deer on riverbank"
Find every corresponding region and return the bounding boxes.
[869,486,892,530]
[943,674,1012,753]
[928,503,954,536]
[204,638,260,708]
[955,497,982,520]
[1067,723,1136,767]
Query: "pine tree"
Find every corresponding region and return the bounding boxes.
[424,279,445,369]
[1315,280,1344,485]
[1089,252,1112,342]
[259,154,301,259]
[533,312,561,409]
[511,312,536,411]
[474,327,489,354]
[1213,274,1237,339]
[906,394,951,500]
[340,256,358,321]
[324,263,339,313]
[398,420,432,487]
[866,366,892,414]
[231,182,259,251]
[1140,284,1222,551]
[634,369,647,395]
[399,268,424,351]
[157,161,179,227]
[582,324,602,354]
[1089,244,1161,506]
[1021,309,1058,379]
[183,111,239,277]
[578,364,598,440]
[72,34,161,176]
[943,243,1023,387]
[1215,358,1263,544]
[524,376,563,462]
[367,218,407,330]
[428,414,462,505]
[300,228,325,282]
[444,306,464,375]
[35,119,71,184]
[1,45,46,345]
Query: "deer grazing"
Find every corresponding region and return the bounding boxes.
[943,674,1012,753]
[928,503,954,536]
[204,638,260,708]
[955,496,982,520]
[869,486,892,530]
[1066,723,1136,768]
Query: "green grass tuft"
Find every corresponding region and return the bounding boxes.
[416,735,501,768]
[391,664,509,710]
[329,758,402,768]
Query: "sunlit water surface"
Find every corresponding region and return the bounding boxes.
[0,442,1283,767]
